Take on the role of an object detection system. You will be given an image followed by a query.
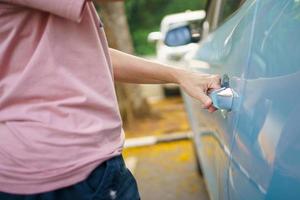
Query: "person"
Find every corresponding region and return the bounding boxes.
[0,0,220,199]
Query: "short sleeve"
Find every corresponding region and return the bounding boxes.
[3,0,87,22]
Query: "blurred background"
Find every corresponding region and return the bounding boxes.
[125,0,206,56]
[94,0,210,199]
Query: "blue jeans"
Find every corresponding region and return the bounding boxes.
[0,155,140,200]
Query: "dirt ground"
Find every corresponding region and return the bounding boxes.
[124,97,190,138]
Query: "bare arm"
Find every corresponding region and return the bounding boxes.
[111,48,180,84]
[110,48,221,112]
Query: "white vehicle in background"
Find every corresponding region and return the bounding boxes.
[148,10,206,96]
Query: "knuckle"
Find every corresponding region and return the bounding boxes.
[213,75,221,84]
[215,74,221,80]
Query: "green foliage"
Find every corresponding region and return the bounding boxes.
[125,0,207,55]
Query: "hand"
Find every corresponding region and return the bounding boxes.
[177,71,221,112]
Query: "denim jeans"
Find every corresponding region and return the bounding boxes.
[0,155,140,200]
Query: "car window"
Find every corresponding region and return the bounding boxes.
[219,0,244,25]
[204,0,244,32]
[247,0,300,78]
[205,0,218,31]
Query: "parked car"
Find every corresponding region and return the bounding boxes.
[164,0,300,199]
[148,10,205,96]
[148,10,205,65]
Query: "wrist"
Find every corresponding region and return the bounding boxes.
[169,67,185,85]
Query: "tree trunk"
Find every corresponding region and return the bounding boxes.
[95,1,150,127]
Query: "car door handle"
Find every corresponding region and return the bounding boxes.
[209,87,235,111]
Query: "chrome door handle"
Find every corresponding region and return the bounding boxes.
[209,87,235,111]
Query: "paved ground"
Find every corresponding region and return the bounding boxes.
[123,97,209,200]
[124,140,209,200]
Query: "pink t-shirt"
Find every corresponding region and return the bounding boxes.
[0,0,124,194]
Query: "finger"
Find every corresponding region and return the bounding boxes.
[207,88,215,95]
[208,106,217,113]
[211,75,222,89]
[211,83,221,89]
[198,92,213,109]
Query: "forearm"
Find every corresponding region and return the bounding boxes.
[110,48,182,84]
[110,48,221,111]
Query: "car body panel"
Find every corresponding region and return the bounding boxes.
[183,0,300,199]
[182,0,257,199]
[229,0,300,199]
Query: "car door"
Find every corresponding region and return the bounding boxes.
[182,0,257,200]
[228,0,300,199]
